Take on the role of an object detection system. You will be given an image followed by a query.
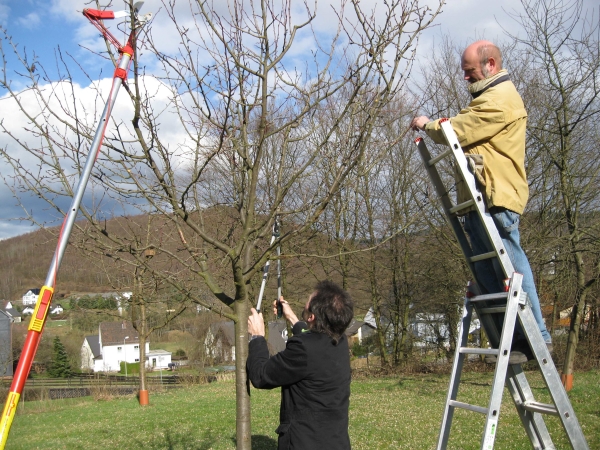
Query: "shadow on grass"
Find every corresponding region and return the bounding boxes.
[138,428,220,450]
[230,434,278,450]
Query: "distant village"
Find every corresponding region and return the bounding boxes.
[0,289,173,378]
[0,288,389,379]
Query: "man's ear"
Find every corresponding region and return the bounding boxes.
[306,313,315,323]
[487,57,498,74]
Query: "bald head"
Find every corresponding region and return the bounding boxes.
[461,40,502,83]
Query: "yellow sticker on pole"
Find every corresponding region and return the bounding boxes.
[28,286,54,332]
[0,391,20,449]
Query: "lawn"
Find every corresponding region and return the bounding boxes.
[5,369,599,449]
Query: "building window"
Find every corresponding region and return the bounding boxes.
[117,346,122,350]
[134,345,139,349]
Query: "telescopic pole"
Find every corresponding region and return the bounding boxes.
[255,218,280,313]
[0,5,150,448]
[276,226,283,318]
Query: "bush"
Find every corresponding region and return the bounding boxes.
[120,361,140,375]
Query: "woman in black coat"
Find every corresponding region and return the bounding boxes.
[247,280,354,450]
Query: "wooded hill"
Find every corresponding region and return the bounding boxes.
[0,212,380,316]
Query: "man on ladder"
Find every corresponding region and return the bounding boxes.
[410,40,552,364]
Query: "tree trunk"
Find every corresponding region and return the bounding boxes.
[561,290,587,391]
[234,296,251,449]
[138,299,148,404]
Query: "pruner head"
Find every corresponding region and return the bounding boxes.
[137,13,153,25]
[133,2,145,14]
[132,2,152,26]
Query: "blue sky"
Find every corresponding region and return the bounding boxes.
[0,0,597,240]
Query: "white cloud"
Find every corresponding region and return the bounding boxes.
[16,11,40,29]
[0,2,9,27]
[0,74,194,238]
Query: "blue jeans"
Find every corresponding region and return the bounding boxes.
[463,208,552,343]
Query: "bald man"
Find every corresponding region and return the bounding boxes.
[411,41,552,364]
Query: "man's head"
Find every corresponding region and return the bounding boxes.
[302,280,354,344]
[461,40,503,83]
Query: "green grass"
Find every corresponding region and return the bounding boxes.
[5,370,599,449]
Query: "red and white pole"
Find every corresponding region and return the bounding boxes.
[0,5,149,447]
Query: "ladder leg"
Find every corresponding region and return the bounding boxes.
[505,365,553,450]
[479,274,523,449]
[519,307,590,449]
[437,298,473,450]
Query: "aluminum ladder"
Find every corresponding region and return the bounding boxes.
[414,119,589,449]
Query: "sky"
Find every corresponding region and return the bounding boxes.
[0,0,597,240]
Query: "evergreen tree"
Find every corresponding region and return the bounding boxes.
[48,336,72,378]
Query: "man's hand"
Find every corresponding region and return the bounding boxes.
[274,296,299,326]
[410,116,431,131]
[248,308,265,337]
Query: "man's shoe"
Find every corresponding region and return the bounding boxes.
[484,341,553,364]
[507,340,533,364]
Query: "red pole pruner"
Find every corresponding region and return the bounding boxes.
[0,3,151,449]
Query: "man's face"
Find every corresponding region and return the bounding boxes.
[461,48,488,84]
[462,61,487,83]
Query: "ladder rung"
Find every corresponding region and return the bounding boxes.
[522,401,558,416]
[449,199,475,214]
[427,149,453,166]
[470,292,509,302]
[449,400,488,415]
[478,306,506,314]
[459,347,499,356]
[469,251,497,262]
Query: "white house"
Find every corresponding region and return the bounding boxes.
[22,306,34,315]
[81,321,171,372]
[2,301,21,323]
[50,305,63,315]
[22,289,41,306]
[146,350,172,370]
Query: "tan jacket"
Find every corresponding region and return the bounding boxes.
[424,71,529,214]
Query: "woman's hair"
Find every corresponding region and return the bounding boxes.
[306,280,354,344]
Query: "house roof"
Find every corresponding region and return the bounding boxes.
[85,335,102,359]
[209,321,235,346]
[267,321,288,354]
[99,321,140,346]
[345,319,365,336]
[25,289,41,296]
[146,349,172,357]
[4,308,21,318]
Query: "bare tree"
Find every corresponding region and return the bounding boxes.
[0,1,444,446]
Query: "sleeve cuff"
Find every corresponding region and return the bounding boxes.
[292,321,309,336]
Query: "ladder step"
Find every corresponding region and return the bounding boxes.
[459,347,499,356]
[449,199,475,214]
[449,400,488,415]
[522,401,558,416]
[469,251,497,262]
[469,292,509,302]
[478,306,507,314]
[427,149,453,166]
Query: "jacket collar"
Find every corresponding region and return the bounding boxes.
[469,69,510,99]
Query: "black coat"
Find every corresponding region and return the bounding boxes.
[247,322,351,450]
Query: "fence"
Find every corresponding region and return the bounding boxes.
[0,372,231,401]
